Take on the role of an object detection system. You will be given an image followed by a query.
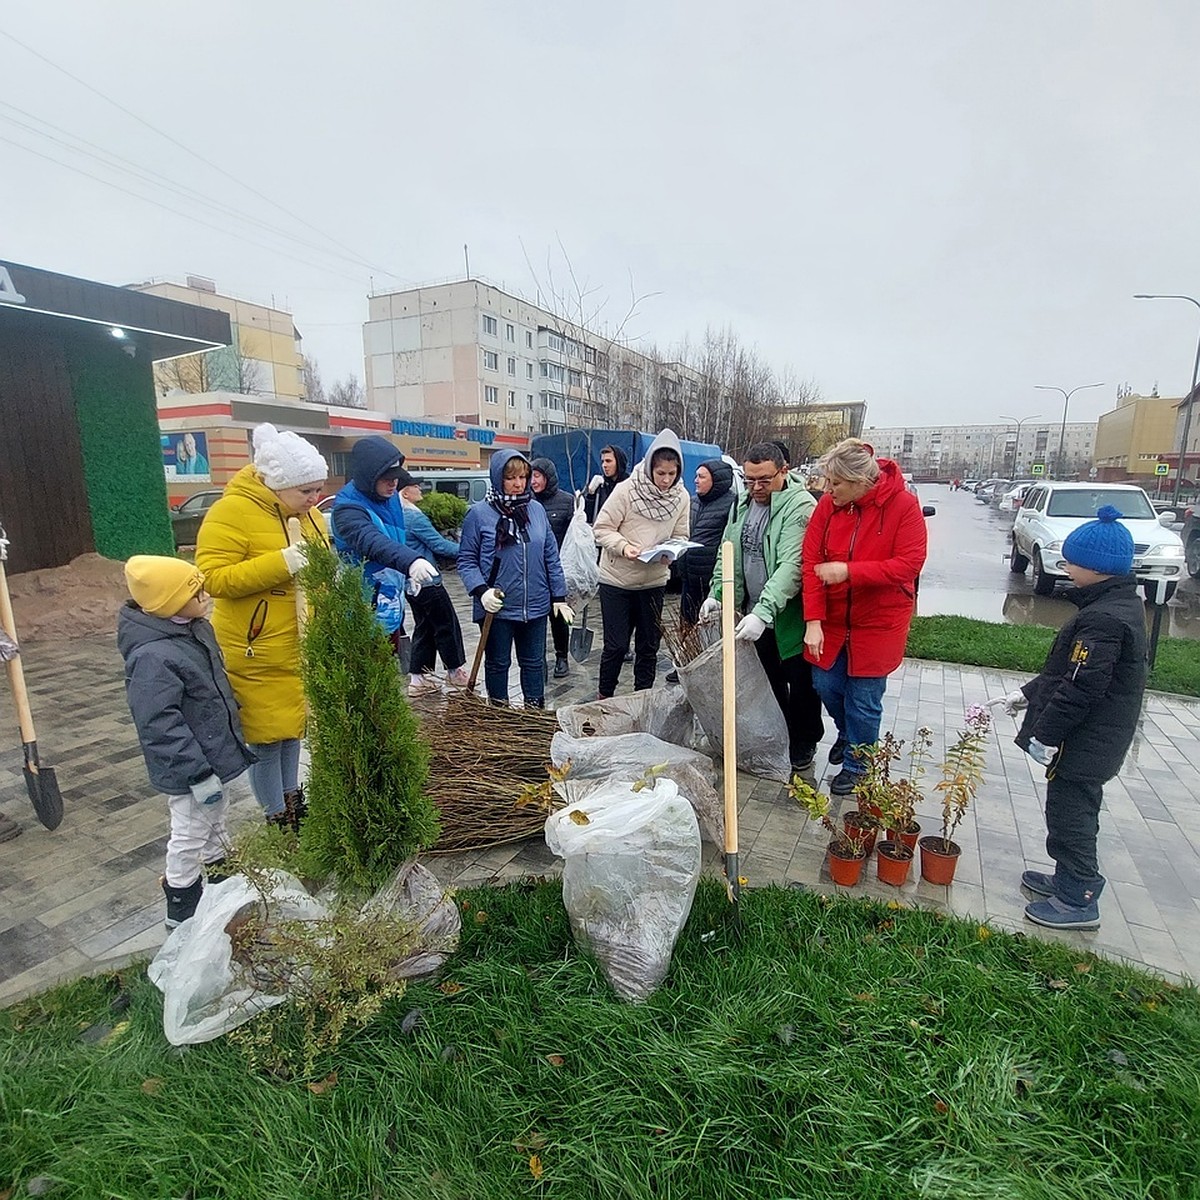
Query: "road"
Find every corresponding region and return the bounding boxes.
[914,484,1200,641]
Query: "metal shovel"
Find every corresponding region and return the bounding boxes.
[0,525,63,830]
[569,603,595,663]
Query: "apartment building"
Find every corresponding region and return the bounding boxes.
[132,275,305,401]
[863,421,1098,478]
[362,279,699,435]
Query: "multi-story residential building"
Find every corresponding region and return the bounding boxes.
[863,421,1097,479]
[1093,392,1181,483]
[132,275,305,401]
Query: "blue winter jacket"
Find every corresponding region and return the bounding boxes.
[402,502,460,578]
[457,449,567,624]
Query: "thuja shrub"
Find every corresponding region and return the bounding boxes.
[298,540,438,891]
[417,491,468,534]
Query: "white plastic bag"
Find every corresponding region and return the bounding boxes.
[544,778,702,1002]
[551,730,716,785]
[677,637,792,781]
[147,871,328,1046]
[560,494,600,608]
[361,859,462,980]
[556,687,697,748]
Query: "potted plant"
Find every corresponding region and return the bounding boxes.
[790,777,871,886]
[919,705,993,885]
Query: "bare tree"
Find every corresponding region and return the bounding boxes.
[303,355,326,404]
[328,374,366,409]
[154,334,265,397]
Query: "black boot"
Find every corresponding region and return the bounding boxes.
[162,876,203,929]
[266,810,291,831]
[282,787,308,833]
[526,697,546,709]
[553,656,569,678]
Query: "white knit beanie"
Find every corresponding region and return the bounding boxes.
[252,423,328,490]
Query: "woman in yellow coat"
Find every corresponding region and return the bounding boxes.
[196,424,328,829]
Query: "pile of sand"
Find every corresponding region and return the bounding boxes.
[5,554,130,642]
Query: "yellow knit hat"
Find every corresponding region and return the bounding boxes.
[124,556,205,617]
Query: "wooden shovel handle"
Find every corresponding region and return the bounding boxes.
[720,541,738,858]
[468,610,496,692]
[0,559,37,744]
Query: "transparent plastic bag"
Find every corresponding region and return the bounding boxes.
[677,637,792,781]
[147,871,328,1046]
[559,494,600,608]
[551,730,716,786]
[544,777,702,1002]
[556,687,696,748]
[361,859,461,980]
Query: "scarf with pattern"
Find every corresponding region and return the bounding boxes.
[486,483,533,547]
[629,461,685,523]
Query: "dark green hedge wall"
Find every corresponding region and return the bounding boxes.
[67,342,174,559]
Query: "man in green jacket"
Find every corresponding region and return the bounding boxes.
[701,442,824,775]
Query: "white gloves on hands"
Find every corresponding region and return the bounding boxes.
[408,558,438,585]
[481,588,505,614]
[190,775,223,806]
[735,613,768,642]
[1026,738,1059,767]
[988,689,1028,717]
[281,543,306,575]
[587,473,605,495]
[552,602,575,625]
[698,597,721,623]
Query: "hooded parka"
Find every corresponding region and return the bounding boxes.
[681,458,736,601]
[531,457,575,548]
[801,457,927,677]
[195,465,328,743]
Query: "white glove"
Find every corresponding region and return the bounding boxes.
[1026,738,1059,767]
[587,473,604,495]
[189,775,223,806]
[698,597,721,623]
[988,689,1028,717]
[481,588,505,614]
[734,613,767,642]
[281,543,306,575]
[552,602,575,625]
[408,558,438,585]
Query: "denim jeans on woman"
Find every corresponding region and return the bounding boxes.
[810,646,887,776]
[247,738,301,817]
[480,615,548,706]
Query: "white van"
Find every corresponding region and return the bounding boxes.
[418,469,490,504]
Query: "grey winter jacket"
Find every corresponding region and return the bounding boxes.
[117,603,255,794]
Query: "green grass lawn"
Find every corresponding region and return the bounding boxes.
[4,880,1199,1200]
[907,615,1200,698]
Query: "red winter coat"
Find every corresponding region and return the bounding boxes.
[801,459,927,677]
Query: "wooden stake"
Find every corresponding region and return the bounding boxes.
[720,540,740,905]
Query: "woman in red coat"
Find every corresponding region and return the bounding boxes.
[801,439,927,795]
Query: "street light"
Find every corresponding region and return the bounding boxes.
[998,413,1040,476]
[1133,293,1200,507]
[1034,382,1105,478]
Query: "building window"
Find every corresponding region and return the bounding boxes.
[486,419,500,429]
[483,350,498,371]
[525,330,533,349]
[584,346,596,364]
[548,332,566,353]
[507,356,516,375]
[508,423,517,430]
[482,315,498,336]
[508,390,516,407]
[506,323,515,342]
[541,361,564,383]
[485,385,498,404]
[526,362,534,380]
[527,393,534,409]
[568,369,582,388]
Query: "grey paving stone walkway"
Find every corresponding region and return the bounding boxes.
[2,576,1199,1007]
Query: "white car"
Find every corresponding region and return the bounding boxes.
[1010,482,1186,599]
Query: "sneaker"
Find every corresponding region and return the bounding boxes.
[828,737,848,765]
[283,787,308,833]
[446,666,470,689]
[1024,896,1100,930]
[791,743,817,772]
[554,656,570,678]
[665,668,680,684]
[408,674,439,697]
[1020,870,1056,897]
[828,769,860,796]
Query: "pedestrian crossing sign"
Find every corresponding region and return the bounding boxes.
[1154,463,1170,476]
[1031,463,1045,475]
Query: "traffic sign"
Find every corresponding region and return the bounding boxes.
[1088,466,1098,478]
[1154,463,1170,476]
[1031,463,1045,475]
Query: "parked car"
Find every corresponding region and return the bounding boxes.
[975,478,1011,504]
[170,489,223,548]
[1182,504,1200,579]
[1010,482,1186,599]
[996,480,1041,513]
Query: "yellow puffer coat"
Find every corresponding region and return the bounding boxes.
[195,465,328,744]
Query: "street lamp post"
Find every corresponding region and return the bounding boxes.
[1034,382,1105,478]
[1133,293,1200,507]
[998,413,1040,476]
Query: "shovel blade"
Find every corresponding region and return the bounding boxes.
[569,625,594,663]
[24,757,64,831]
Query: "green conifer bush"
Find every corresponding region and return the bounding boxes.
[297,540,439,892]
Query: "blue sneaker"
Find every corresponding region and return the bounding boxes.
[1024,896,1100,930]
[1020,870,1056,897]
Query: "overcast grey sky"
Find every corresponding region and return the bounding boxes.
[5,1,1200,427]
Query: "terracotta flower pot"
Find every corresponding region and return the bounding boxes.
[919,836,962,885]
[885,821,921,853]
[827,843,867,886]
[862,801,884,821]
[876,840,913,887]
[843,811,878,857]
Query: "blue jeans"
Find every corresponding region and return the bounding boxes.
[248,738,301,817]
[810,647,887,776]
[480,615,548,705]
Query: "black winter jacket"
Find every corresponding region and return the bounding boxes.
[117,604,255,794]
[681,459,736,598]
[1016,575,1147,782]
[531,457,576,548]
[585,446,629,525]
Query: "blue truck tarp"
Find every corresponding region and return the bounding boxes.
[529,429,724,497]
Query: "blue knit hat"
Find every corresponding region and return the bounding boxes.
[1062,505,1134,575]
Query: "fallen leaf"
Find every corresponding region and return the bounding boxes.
[1073,962,1092,974]
[932,1098,949,1115]
[1012,1067,1036,1097]
[852,992,876,1004]
[97,1021,130,1047]
[140,1078,164,1096]
[400,1008,423,1035]
[1046,979,1069,992]
[545,1053,565,1067]
[653,1126,669,1136]
[977,925,992,940]
[439,980,462,996]
[738,876,749,887]
[0,1186,13,1200]
[568,810,591,825]
[886,899,905,911]
[460,899,471,912]
[529,1155,544,1180]
[1143,999,1159,1012]
[908,1019,921,1032]
[514,1131,547,1153]
[474,910,488,924]
[307,1071,338,1095]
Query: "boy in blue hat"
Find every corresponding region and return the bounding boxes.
[990,505,1148,929]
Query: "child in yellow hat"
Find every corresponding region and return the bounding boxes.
[119,556,255,929]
